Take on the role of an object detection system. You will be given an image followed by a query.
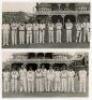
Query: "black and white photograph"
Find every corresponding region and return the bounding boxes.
[1,0,91,99]
[2,2,90,48]
[2,51,88,97]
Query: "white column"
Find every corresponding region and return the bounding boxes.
[62,14,65,27]
[58,4,61,10]
[75,14,78,23]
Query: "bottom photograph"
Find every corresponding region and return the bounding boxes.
[2,51,88,97]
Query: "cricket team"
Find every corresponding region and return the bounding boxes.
[2,18,90,46]
[3,64,88,93]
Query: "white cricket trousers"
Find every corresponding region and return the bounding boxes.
[36,78,43,92]
[66,29,72,43]
[3,30,9,45]
[19,31,25,44]
[47,80,54,92]
[68,78,75,92]
[3,79,9,93]
[83,30,90,42]
[27,80,34,93]
[49,31,54,43]
[62,78,67,92]
[42,77,47,92]
[55,80,61,92]
[11,30,17,45]
[39,30,45,43]
[34,30,39,43]
[56,29,61,43]
[79,79,87,93]
[11,78,18,92]
[20,79,27,92]
[26,31,32,44]
[76,30,82,43]
[88,30,90,42]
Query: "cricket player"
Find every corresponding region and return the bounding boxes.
[26,23,33,44]
[11,22,18,45]
[82,18,90,42]
[78,67,87,93]
[61,66,68,92]
[3,69,10,93]
[67,68,75,93]
[65,19,73,43]
[48,22,54,43]
[19,23,25,44]
[35,66,43,92]
[54,67,61,92]
[56,20,62,43]
[27,67,35,93]
[11,69,19,92]
[33,22,39,43]
[47,66,55,92]
[41,65,47,92]
[39,22,46,43]
[2,23,10,46]
[19,66,27,92]
[76,20,82,43]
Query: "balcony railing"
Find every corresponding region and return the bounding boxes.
[35,10,90,15]
[5,56,84,65]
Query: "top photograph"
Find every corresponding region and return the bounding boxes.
[2,2,90,48]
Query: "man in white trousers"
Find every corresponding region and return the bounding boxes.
[61,66,68,93]
[41,65,47,92]
[33,22,39,43]
[78,67,87,93]
[2,23,10,46]
[11,69,19,92]
[48,22,54,43]
[27,67,35,93]
[11,22,18,45]
[76,20,82,43]
[19,23,25,45]
[3,69,10,93]
[47,66,55,92]
[35,66,43,92]
[39,21,46,43]
[19,66,27,93]
[82,18,90,42]
[56,20,62,43]
[67,67,75,93]
[26,23,33,44]
[54,67,61,92]
[65,19,73,43]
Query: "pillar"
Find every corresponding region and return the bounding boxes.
[75,14,78,23]
[48,15,52,22]
[57,3,61,10]
[37,63,40,68]
[62,14,65,27]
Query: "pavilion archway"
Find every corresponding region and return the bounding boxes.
[40,63,50,70]
[51,15,63,24]
[36,15,49,23]
[64,15,76,23]
[77,14,90,22]
[26,63,38,71]
[11,63,23,70]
